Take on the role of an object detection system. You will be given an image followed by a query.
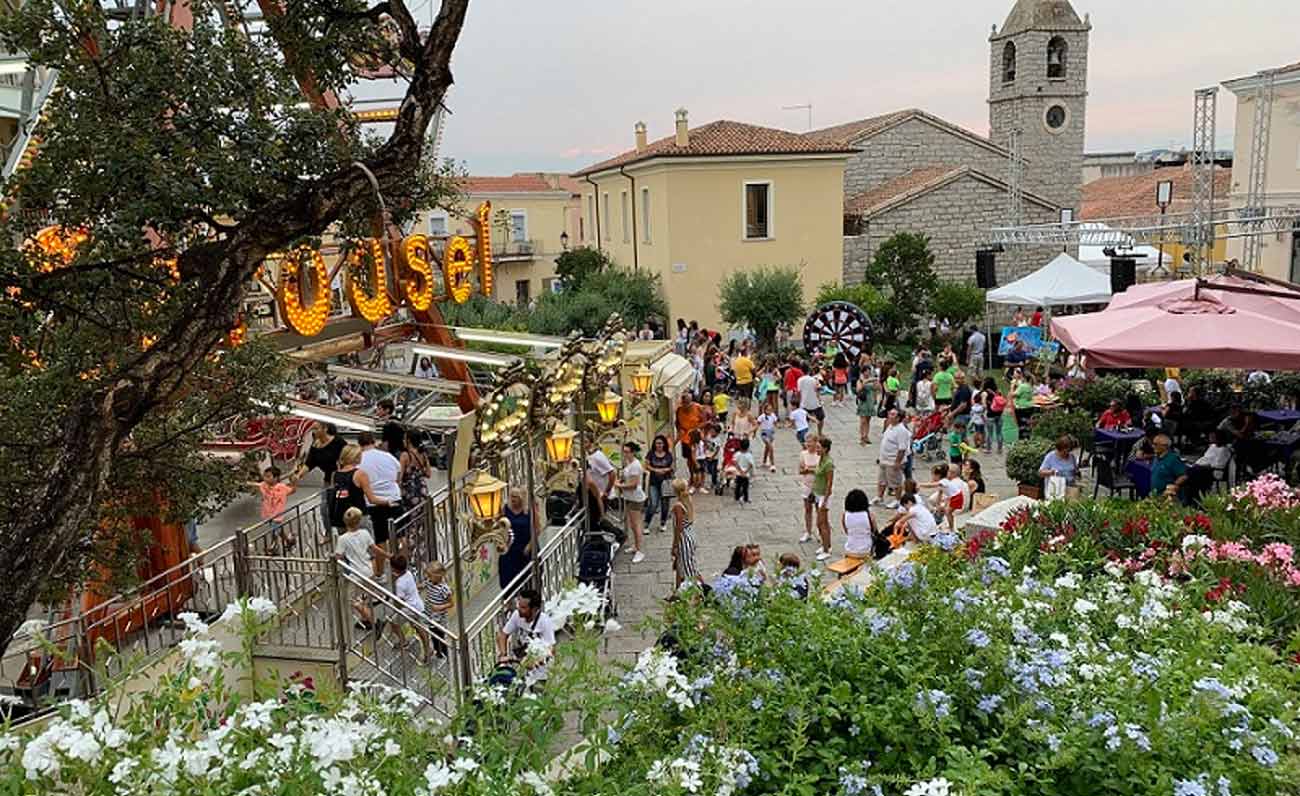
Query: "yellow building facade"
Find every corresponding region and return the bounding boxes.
[574,111,855,330]
[428,174,585,305]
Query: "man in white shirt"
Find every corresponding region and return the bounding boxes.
[875,410,911,508]
[496,589,558,685]
[966,328,986,375]
[585,440,615,497]
[796,371,824,435]
[358,431,403,563]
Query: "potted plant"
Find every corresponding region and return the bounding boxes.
[1006,436,1056,499]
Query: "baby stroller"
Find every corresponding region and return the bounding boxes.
[913,411,948,463]
[714,434,743,495]
[577,528,618,618]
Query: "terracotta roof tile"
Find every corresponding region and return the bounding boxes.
[572,119,856,176]
[803,109,917,146]
[844,165,964,216]
[460,174,560,194]
[1081,164,1232,220]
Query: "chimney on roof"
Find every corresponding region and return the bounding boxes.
[674,108,689,147]
[634,121,647,152]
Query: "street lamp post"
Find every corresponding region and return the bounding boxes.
[1155,180,1174,276]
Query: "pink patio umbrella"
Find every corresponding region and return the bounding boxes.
[1107,275,1300,325]
[1051,294,1300,371]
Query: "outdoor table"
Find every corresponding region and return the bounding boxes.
[1095,427,1145,463]
[1257,409,1300,426]
[1126,459,1152,499]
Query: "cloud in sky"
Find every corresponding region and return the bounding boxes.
[393,0,1297,174]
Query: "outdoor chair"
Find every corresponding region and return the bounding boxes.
[1092,456,1137,500]
[1212,452,1235,493]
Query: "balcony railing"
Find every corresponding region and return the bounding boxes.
[493,238,539,260]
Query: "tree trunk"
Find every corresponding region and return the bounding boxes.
[0,0,472,654]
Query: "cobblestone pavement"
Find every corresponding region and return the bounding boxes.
[600,401,1018,662]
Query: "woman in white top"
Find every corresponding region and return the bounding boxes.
[797,435,821,545]
[841,489,877,559]
[619,442,648,563]
[914,373,936,412]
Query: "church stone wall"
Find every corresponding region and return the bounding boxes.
[843,118,1010,197]
[842,174,1058,293]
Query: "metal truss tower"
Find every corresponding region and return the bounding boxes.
[1189,87,1218,273]
[1242,70,1277,271]
[1007,128,1024,226]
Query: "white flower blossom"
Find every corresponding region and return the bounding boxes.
[179,637,222,671]
[178,611,210,636]
[1073,598,1098,616]
[626,648,695,711]
[520,771,554,796]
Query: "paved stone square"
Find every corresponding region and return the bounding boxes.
[600,402,1017,661]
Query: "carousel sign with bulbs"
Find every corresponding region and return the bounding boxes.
[275,201,497,337]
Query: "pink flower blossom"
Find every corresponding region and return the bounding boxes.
[1231,473,1300,509]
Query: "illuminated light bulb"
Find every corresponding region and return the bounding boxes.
[276,246,330,336]
[398,234,435,311]
[345,238,392,323]
[443,236,475,304]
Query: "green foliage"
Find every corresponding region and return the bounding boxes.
[864,232,936,337]
[928,281,986,327]
[1006,435,1055,485]
[1057,376,1156,414]
[814,281,889,317]
[717,266,805,350]
[443,267,666,337]
[1029,408,1095,450]
[553,247,614,291]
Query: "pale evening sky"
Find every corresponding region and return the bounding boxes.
[380,0,1298,176]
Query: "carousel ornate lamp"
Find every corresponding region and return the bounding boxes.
[544,424,577,464]
[595,391,623,425]
[462,470,511,558]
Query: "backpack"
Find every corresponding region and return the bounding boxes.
[989,393,1007,413]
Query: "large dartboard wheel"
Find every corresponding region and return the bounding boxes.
[803,301,872,359]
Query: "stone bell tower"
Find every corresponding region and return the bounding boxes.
[988,0,1091,213]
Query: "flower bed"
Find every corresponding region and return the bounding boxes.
[3,484,1300,795]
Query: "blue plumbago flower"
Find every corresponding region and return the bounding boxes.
[1006,649,1070,695]
[763,668,785,684]
[838,767,870,796]
[1087,711,1115,729]
[1174,777,1209,796]
[966,628,991,649]
[983,556,1011,580]
[849,723,861,736]
[1123,723,1151,752]
[976,694,1004,715]
[948,588,980,614]
[1216,776,1232,796]
[1104,724,1121,751]
[685,733,711,756]
[885,562,919,591]
[751,696,764,710]
[606,725,622,745]
[963,668,985,689]
[1012,624,1041,646]
[1034,698,1055,715]
[1190,676,1232,697]
[1251,745,1279,767]
[1221,702,1252,726]
[1130,653,1160,682]
[1046,733,1061,752]
[735,750,760,789]
[914,689,952,720]
[867,613,897,637]
[934,532,960,551]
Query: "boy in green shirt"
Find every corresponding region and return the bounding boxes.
[947,419,966,465]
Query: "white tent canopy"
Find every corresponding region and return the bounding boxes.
[987,252,1113,307]
[1077,223,1166,273]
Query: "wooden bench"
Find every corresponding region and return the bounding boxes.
[825,556,868,579]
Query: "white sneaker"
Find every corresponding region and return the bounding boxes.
[688,487,697,495]
[799,533,812,543]
[658,524,667,533]
[769,465,777,473]
[815,549,832,561]
[632,551,645,564]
